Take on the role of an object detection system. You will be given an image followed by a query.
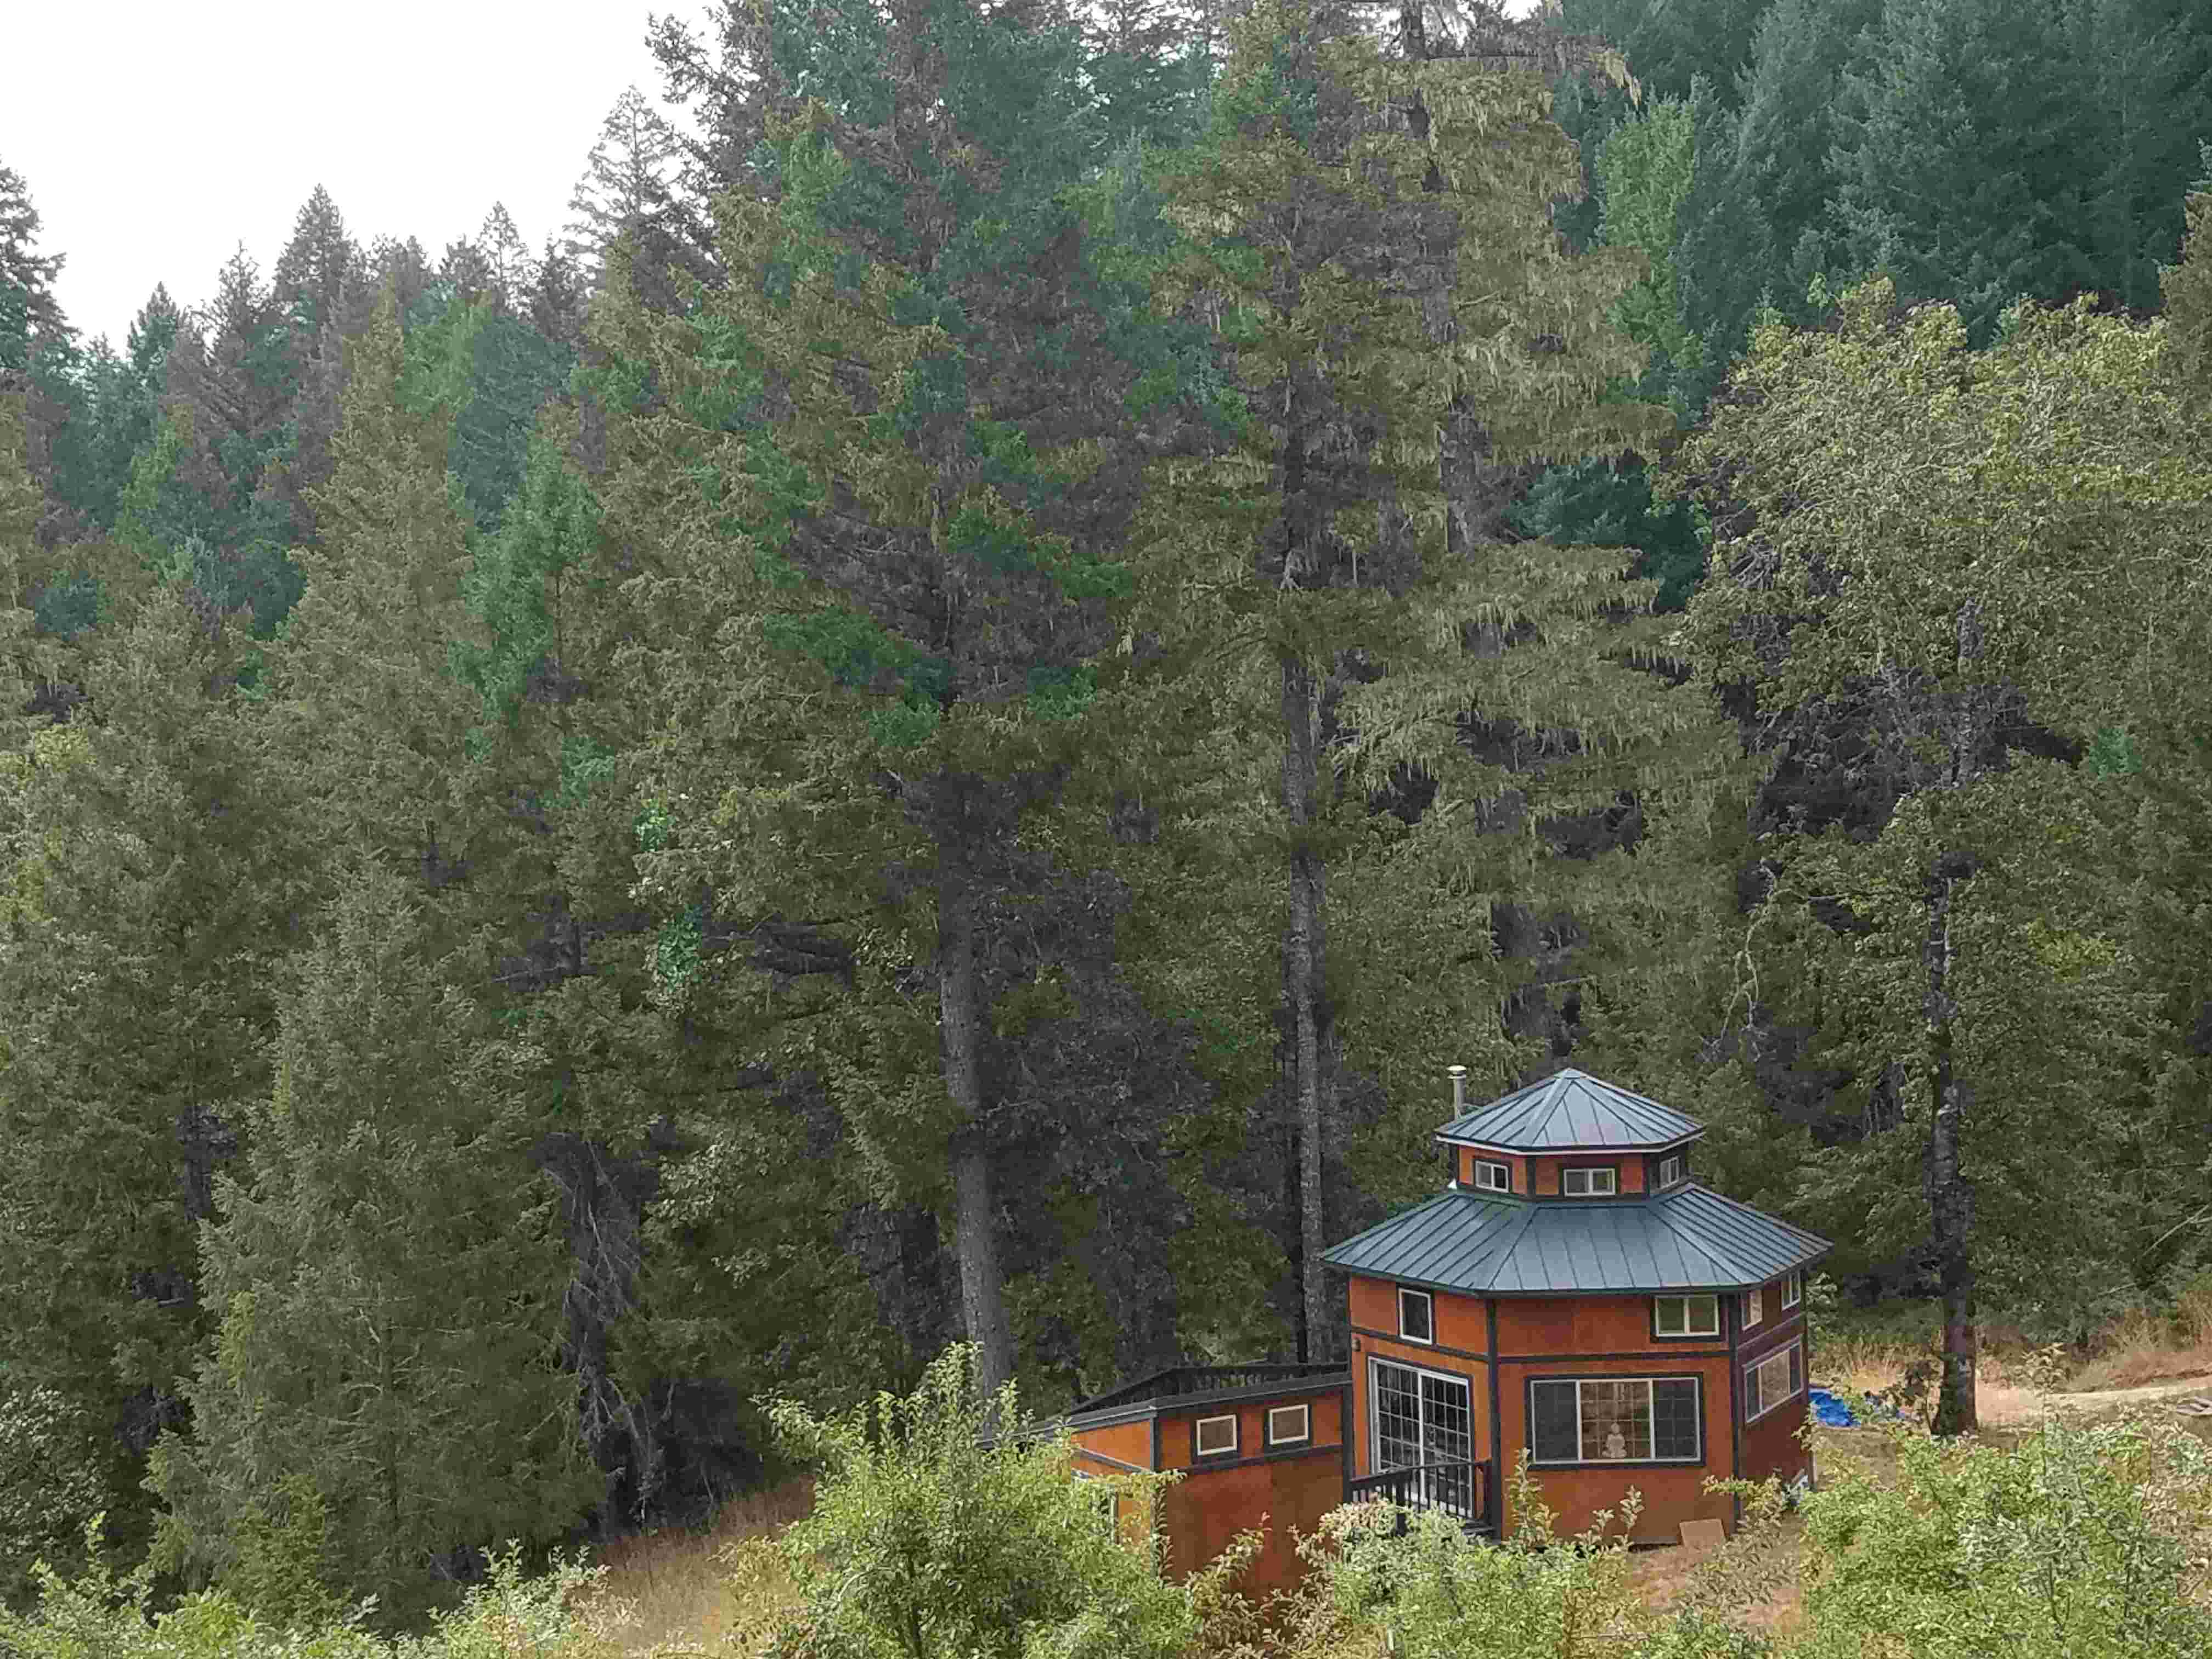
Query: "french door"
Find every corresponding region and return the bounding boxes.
[1371,1358,1475,1519]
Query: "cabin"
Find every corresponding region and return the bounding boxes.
[1063,1066,1832,1588]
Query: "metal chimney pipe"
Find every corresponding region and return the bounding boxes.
[1448,1063,1467,1113]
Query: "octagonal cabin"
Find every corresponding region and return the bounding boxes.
[1323,1066,1832,1544]
[1059,1066,1832,1590]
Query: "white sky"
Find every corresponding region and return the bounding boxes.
[7,0,1544,356]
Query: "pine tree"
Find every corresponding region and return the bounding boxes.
[560,87,687,288]
[0,160,70,383]
[475,202,537,318]
[144,865,599,1633]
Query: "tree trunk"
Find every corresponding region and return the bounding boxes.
[1922,845,1980,1437]
[937,838,1016,1400]
[1281,653,1335,1363]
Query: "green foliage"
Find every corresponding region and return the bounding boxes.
[144,866,600,1637]
[760,1343,1202,1659]
[1791,1410,2212,1657]
[0,1379,111,1616]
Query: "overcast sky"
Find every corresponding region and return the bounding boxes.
[8,1,1544,356]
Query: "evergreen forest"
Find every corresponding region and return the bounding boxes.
[4,0,2212,1648]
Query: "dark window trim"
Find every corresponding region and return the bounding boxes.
[1266,1402,1312,1447]
[1398,1286,1435,1345]
[1647,1149,1689,1189]
[1744,1339,1804,1424]
[1193,1412,1238,1458]
[1525,1372,1705,1467]
[1781,1269,1802,1309]
[1559,1161,1620,1197]
[1369,1355,1476,1478]
[1650,1293,1721,1340]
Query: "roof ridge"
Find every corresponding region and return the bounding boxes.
[1645,1183,1761,1282]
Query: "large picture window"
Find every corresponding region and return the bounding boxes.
[1653,1294,1720,1338]
[1372,1359,1477,1520]
[1745,1342,1804,1422]
[1530,1378,1701,1464]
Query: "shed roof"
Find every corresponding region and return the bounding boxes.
[1321,1184,1831,1295]
[1436,1067,1705,1152]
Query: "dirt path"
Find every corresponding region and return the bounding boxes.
[2023,1370,2212,1413]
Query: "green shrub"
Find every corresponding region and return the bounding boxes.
[0,1380,110,1615]
[758,1342,1207,1659]
[1788,1409,2212,1658]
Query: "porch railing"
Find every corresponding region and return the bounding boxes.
[1346,1458,1491,1534]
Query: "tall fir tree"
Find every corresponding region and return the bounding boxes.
[144,865,599,1635]
[1119,0,1720,1357]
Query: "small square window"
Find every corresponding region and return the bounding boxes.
[1266,1403,1310,1446]
[1654,1294,1719,1338]
[1472,1160,1511,1193]
[1398,1287,1434,1344]
[1743,1288,1762,1327]
[1656,1153,1684,1187]
[1194,1414,1238,1457]
[1782,1271,1802,1309]
[1563,1166,1616,1197]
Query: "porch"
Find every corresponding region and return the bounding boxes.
[1346,1457,1494,1537]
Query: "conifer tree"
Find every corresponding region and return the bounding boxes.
[144,865,599,1633]
[1655,276,2212,1431]
[0,579,306,1570]
[269,278,496,891]
[475,202,537,317]
[1121,0,1718,1356]
[584,0,1218,1397]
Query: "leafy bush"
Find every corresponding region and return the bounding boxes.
[754,1342,1214,1659]
[0,1379,110,1616]
[1787,1408,2212,1658]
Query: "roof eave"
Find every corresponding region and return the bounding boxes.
[1431,1127,1708,1155]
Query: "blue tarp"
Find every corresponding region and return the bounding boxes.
[1808,1386,1857,1426]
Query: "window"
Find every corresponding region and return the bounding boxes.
[1562,1166,1616,1197]
[1194,1414,1238,1457]
[1530,1377,1701,1463]
[1267,1403,1310,1446]
[1745,1342,1804,1422]
[1471,1159,1511,1193]
[1398,1286,1434,1344]
[1781,1270,1802,1310]
[1656,1153,1684,1187]
[1653,1294,1720,1338]
[1742,1287,1762,1327]
[1372,1360,1477,1520]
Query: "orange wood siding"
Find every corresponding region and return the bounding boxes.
[1159,1445,1344,1596]
[1495,1293,1695,1357]
[1071,1415,1155,1471]
[1157,1388,1344,1473]
[1493,1351,1736,1543]
[1349,1276,1487,1353]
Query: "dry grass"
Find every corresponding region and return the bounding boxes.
[563,1476,815,1657]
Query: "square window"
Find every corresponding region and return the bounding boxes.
[1743,1288,1762,1327]
[1398,1287,1434,1344]
[1654,1294,1719,1338]
[1782,1271,1802,1309]
[1266,1403,1310,1446]
[1472,1159,1511,1193]
[1579,1379,1651,1460]
[1194,1414,1238,1457]
[1657,1153,1684,1187]
[1746,1343,1803,1422]
[1563,1167,1617,1197]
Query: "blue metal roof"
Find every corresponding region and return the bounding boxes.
[1436,1068,1706,1152]
[1320,1184,1832,1294]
